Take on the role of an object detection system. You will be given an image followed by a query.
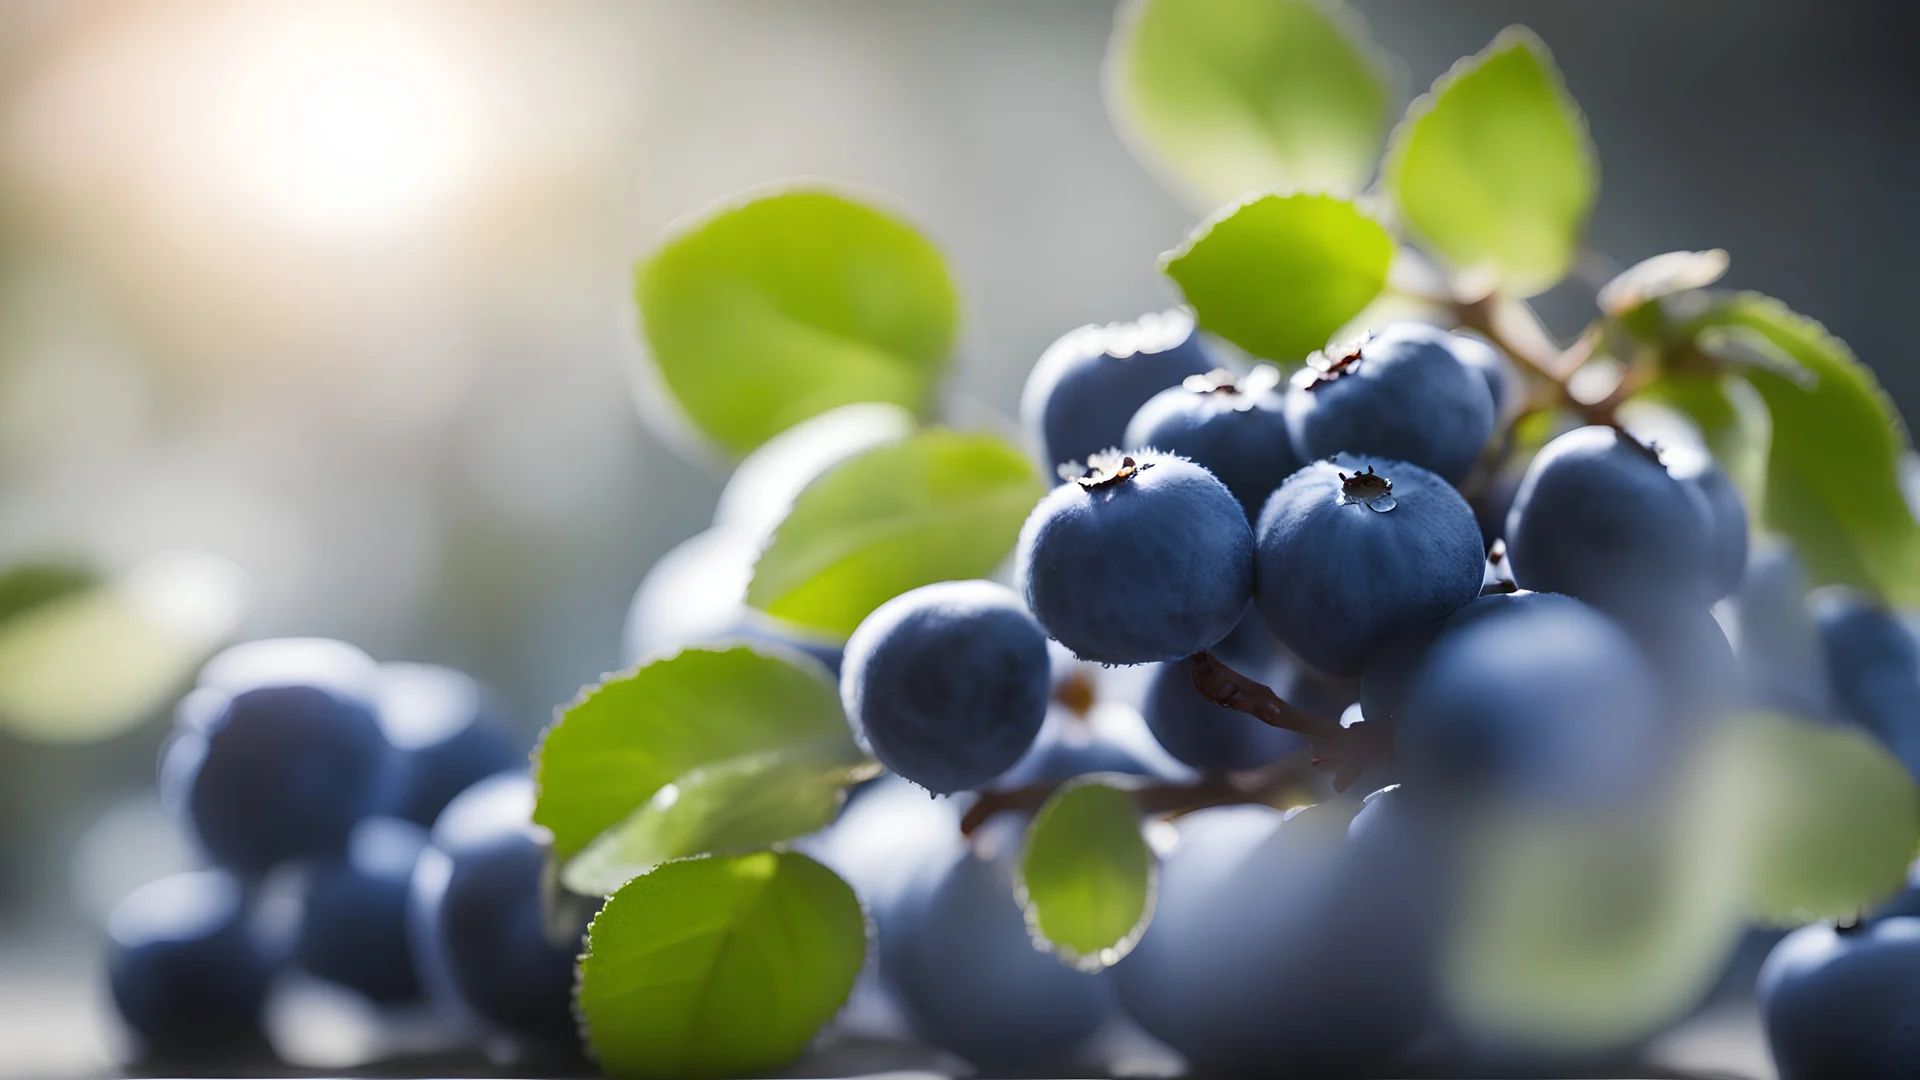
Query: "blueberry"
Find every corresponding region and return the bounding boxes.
[1142,656,1303,772]
[1123,365,1301,519]
[162,681,391,876]
[991,719,1168,788]
[1253,456,1484,678]
[1612,602,1739,726]
[409,773,583,1043]
[1282,323,1497,484]
[1395,591,1669,806]
[1020,310,1217,476]
[1019,450,1254,665]
[882,842,1116,1071]
[1113,801,1433,1076]
[841,580,1050,795]
[294,818,428,1004]
[1871,857,1920,922]
[106,870,277,1054]
[1758,917,1920,1080]
[1736,539,1833,719]
[374,662,520,827]
[1663,443,1750,600]
[1505,426,1719,613]
[1812,586,1920,743]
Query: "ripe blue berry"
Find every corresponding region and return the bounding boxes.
[1282,323,1497,484]
[1758,917,1920,1080]
[841,580,1050,795]
[294,818,427,1004]
[1665,444,1750,600]
[1253,456,1484,677]
[1020,310,1216,476]
[409,773,584,1043]
[1810,587,1920,779]
[375,662,519,827]
[162,680,391,876]
[1114,801,1432,1076]
[1123,365,1301,519]
[1019,451,1254,665]
[106,870,277,1054]
[1143,655,1303,772]
[1505,426,1720,613]
[1736,539,1833,719]
[1396,591,1668,806]
[883,843,1116,1071]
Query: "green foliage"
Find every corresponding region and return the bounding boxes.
[1106,0,1390,209]
[746,430,1043,637]
[1710,712,1920,926]
[1386,28,1596,297]
[1442,803,1748,1051]
[577,852,867,1080]
[0,554,242,744]
[532,645,854,860]
[1682,293,1920,604]
[563,745,876,896]
[1017,778,1155,971]
[636,186,958,456]
[1160,192,1392,364]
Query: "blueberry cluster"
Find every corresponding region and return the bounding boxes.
[819,313,1781,1073]
[104,638,579,1063]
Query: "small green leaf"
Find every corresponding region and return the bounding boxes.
[1597,249,1729,319]
[0,563,96,625]
[578,851,866,1080]
[1161,192,1393,364]
[1105,0,1391,209]
[0,553,244,744]
[1685,293,1920,603]
[1708,712,1920,925]
[533,645,852,860]
[746,430,1043,636]
[636,186,958,456]
[563,744,877,896]
[1018,778,1155,971]
[1385,27,1596,297]
[1442,801,1748,1051]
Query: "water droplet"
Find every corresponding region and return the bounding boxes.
[1366,495,1397,513]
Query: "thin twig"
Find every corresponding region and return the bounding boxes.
[1187,651,1391,793]
[959,751,1318,836]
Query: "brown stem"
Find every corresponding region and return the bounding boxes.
[1454,295,1619,426]
[1480,579,1519,596]
[960,752,1317,837]
[1187,651,1391,793]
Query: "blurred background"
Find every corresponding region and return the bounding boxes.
[0,0,1913,1075]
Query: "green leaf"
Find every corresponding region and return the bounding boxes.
[746,430,1043,636]
[1017,778,1155,971]
[533,645,853,860]
[578,851,866,1080]
[1684,293,1920,603]
[636,186,959,456]
[0,553,244,745]
[1597,249,1729,319]
[563,744,877,896]
[1442,801,1748,1051]
[1160,192,1393,364]
[1385,27,1596,297]
[0,563,96,625]
[1707,712,1920,925]
[1105,0,1391,209]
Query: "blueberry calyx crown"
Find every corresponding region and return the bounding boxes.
[1292,335,1371,391]
[1337,466,1397,512]
[1181,364,1282,405]
[1066,451,1153,490]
